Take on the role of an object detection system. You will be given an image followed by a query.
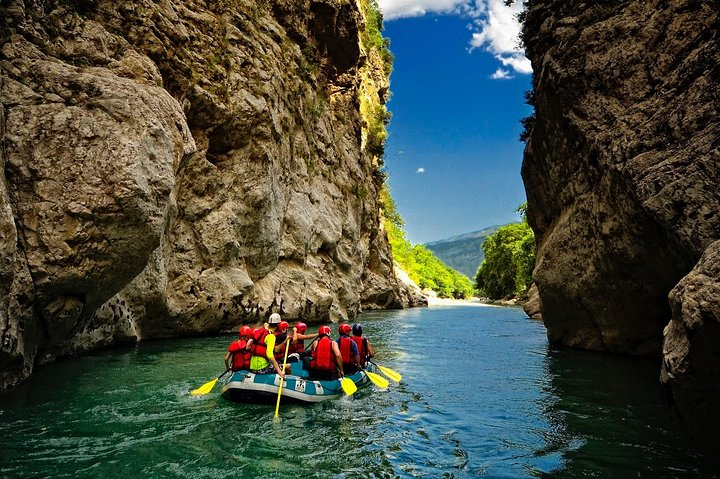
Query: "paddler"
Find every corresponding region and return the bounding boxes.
[248,313,287,378]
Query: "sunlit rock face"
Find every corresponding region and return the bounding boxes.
[0,0,421,388]
[521,0,719,444]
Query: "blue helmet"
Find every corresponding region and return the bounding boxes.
[352,324,362,336]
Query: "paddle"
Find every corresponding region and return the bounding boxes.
[340,376,358,395]
[334,366,359,395]
[274,338,292,418]
[364,369,389,389]
[191,369,231,396]
[368,360,402,383]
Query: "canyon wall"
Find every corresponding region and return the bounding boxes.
[0,0,423,388]
[521,0,718,444]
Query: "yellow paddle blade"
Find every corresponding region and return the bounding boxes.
[340,377,358,396]
[191,378,218,396]
[366,371,389,389]
[376,364,402,383]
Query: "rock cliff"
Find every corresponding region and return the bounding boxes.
[0,0,423,388]
[521,0,718,445]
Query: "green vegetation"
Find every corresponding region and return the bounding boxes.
[358,0,394,159]
[381,186,476,299]
[360,0,394,75]
[365,102,392,157]
[474,203,536,299]
[520,87,535,143]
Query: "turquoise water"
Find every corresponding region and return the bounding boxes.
[0,305,714,478]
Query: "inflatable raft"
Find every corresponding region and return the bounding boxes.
[220,361,371,404]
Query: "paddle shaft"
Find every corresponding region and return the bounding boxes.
[274,338,291,417]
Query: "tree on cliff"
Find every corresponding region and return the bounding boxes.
[474,203,535,299]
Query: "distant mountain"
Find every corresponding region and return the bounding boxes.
[424,226,501,279]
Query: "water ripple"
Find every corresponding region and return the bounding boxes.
[0,306,714,478]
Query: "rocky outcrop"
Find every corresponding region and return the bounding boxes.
[521,0,719,444]
[661,240,720,445]
[522,283,542,321]
[0,0,419,388]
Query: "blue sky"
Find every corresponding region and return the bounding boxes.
[378,1,533,244]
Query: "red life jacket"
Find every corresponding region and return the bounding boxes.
[228,339,251,371]
[274,332,288,360]
[338,336,355,366]
[310,336,334,371]
[250,328,270,359]
[289,338,305,355]
[351,335,367,366]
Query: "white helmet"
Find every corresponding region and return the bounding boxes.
[268,313,281,325]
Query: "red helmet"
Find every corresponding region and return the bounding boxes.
[318,325,331,336]
[296,322,307,333]
[278,321,289,333]
[339,323,351,335]
[239,325,252,337]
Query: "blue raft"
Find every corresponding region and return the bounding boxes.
[220,361,371,404]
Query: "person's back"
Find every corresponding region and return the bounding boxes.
[351,323,375,368]
[226,325,252,372]
[248,313,286,378]
[249,326,270,371]
[288,322,317,356]
[309,326,342,380]
[337,323,361,375]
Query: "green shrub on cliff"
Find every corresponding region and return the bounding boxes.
[475,204,535,299]
[360,0,394,75]
[366,103,392,157]
[359,0,394,159]
[382,186,475,299]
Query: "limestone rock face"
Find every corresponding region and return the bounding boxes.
[0,0,419,387]
[521,0,719,443]
[522,283,542,321]
[661,240,720,445]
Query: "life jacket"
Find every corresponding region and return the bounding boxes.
[310,335,334,371]
[351,335,368,366]
[337,335,355,367]
[227,339,251,371]
[250,328,270,359]
[274,332,288,360]
[289,338,305,355]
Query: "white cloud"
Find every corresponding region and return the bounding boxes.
[378,0,467,20]
[469,0,532,75]
[490,68,513,80]
[378,0,532,76]
[496,51,532,74]
[416,167,426,173]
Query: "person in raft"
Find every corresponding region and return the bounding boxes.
[286,322,319,361]
[351,323,375,368]
[272,320,295,367]
[308,325,344,380]
[337,323,362,375]
[248,313,287,378]
[224,325,253,372]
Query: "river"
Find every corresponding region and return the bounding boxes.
[0,304,714,478]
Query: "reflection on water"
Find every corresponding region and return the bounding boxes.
[538,348,714,477]
[0,305,714,478]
